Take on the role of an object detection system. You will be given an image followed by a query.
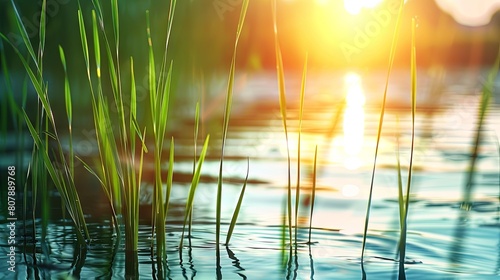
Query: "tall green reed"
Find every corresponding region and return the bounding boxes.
[361,0,405,267]
[308,145,318,245]
[77,0,178,264]
[397,18,418,280]
[216,0,249,248]
[294,53,308,245]
[76,1,168,260]
[146,3,176,260]
[188,101,201,239]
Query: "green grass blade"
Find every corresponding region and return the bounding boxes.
[59,46,73,176]
[165,137,174,218]
[146,11,157,125]
[77,9,91,80]
[395,118,404,230]
[158,61,173,147]
[308,145,318,244]
[38,0,46,67]
[9,0,38,68]
[226,157,250,245]
[111,0,119,45]
[194,102,200,172]
[216,0,250,248]
[361,0,406,263]
[23,110,88,243]
[189,101,201,237]
[0,34,53,127]
[295,53,308,245]
[92,10,101,80]
[180,135,210,251]
[157,0,176,96]
[130,56,137,144]
[398,18,418,280]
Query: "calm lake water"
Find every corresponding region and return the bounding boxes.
[1,69,499,279]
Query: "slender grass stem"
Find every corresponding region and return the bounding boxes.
[216,0,249,249]
[295,53,308,245]
[189,102,200,239]
[226,158,250,245]
[398,18,418,280]
[361,0,405,264]
[395,117,405,231]
[308,145,318,245]
[179,135,210,252]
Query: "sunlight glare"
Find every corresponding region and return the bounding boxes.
[342,184,360,197]
[344,0,383,15]
[342,72,365,169]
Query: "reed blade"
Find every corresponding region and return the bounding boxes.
[9,0,38,68]
[23,111,88,242]
[38,0,46,67]
[189,102,201,238]
[295,53,308,245]
[398,18,418,280]
[216,0,250,248]
[59,46,74,176]
[180,135,210,251]
[308,145,318,244]
[395,118,404,230]
[165,137,174,218]
[77,9,91,80]
[226,158,250,245]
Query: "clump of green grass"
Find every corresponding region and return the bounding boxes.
[1,0,90,244]
[75,1,177,267]
[77,3,131,251]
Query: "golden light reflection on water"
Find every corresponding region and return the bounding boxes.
[342,72,365,171]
